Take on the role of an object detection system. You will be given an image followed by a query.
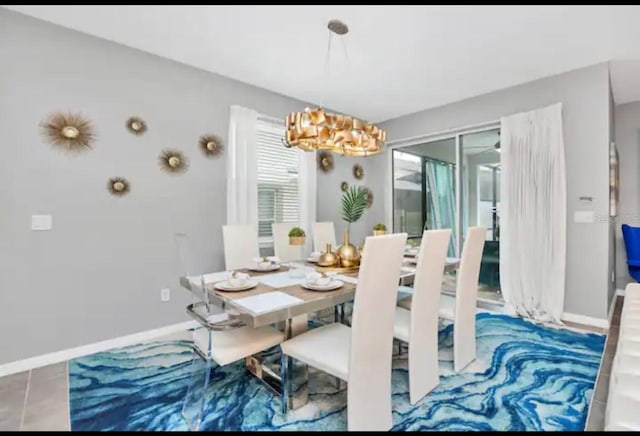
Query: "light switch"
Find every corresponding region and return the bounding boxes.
[574,211,594,224]
[31,214,52,231]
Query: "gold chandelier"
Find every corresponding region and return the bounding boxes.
[284,20,386,157]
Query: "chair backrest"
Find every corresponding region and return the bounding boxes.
[272,223,303,262]
[348,232,408,431]
[174,232,213,311]
[222,225,260,271]
[312,222,337,253]
[455,226,486,319]
[623,225,640,281]
[410,229,451,340]
[622,225,640,261]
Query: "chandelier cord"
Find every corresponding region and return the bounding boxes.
[319,30,333,109]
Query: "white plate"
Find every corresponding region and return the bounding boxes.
[214,279,258,292]
[306,257,319,263]
[248,264,280,272]
[300,279,344,292]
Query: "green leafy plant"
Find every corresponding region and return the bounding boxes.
[373,223,387,231]
[288,227,306,237]
[341,186,368,231]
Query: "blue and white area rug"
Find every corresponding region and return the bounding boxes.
[69,313,605,431]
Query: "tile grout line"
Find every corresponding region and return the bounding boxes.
[19,369,32,431]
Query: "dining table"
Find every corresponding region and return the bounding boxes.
[179,254,460,410]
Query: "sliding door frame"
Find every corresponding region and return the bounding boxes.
[385,120,500,256]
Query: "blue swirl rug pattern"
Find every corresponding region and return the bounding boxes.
[69,313,605,431]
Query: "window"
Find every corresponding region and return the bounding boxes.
[257,117,299,247]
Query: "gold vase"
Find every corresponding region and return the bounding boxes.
[318,243,340,267]
[337,229,360,268]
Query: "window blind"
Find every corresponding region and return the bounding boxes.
[256,118,299,244]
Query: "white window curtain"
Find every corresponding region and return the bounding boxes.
[227,105,316,252]
[500,103,567,323]
[227,105,259,228]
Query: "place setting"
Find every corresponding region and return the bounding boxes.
[300,271,344,292]
[248,256,283,273]
[213,271,259,292]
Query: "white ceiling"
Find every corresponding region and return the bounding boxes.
[5,5,640,121]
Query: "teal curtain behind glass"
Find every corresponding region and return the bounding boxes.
[425,159,457,256]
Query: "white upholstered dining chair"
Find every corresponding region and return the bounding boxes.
[280,232,408,431]
[312,221,337,253]
[174,233,284,430]
[222,224,260,270]
[393,229,451,404]
[272,223,303,262]
[438,226,486,372]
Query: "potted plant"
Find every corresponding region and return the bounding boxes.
[288,227,306,245]
[337,186,368,267]
[373,223,387,236]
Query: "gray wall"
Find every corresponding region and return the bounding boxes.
[0,9,333,364]
[614,101,640,291]
[380,63,612,320]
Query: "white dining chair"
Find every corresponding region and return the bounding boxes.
[438,226,486,372]
[280,233,408,431]
[312,221,337,253]
[175,233,284,430]
[222,224,260,271]
[393,229,451,404]
[272,223,304,262]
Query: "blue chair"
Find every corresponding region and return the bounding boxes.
[622,224,640,282]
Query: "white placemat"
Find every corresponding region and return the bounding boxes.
[334,274,358,284]
[233,291,303,314]
[259,271,309,288]
[187,272,228,284]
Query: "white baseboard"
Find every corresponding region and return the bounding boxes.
[0,320,198,378]
[561,312,609,329]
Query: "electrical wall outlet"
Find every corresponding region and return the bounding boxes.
[31,214,53,230]
[160,288,171,302]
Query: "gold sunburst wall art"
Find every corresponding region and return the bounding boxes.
[40,112,96,153]
[199,134,223,157]
[126,116,147,135]
[364,187,373,208]
[341,181,349,192]
[107,177,130,197]
[353,163,364,180]
[318,151,334,173]
[159,149,188,174]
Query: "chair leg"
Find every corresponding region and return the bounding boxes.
[181,349,212,431]
[280,352,292,414]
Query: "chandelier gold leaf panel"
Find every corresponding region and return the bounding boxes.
[284,20,386,157]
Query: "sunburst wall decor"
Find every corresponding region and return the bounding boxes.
[353,164,364,180]
[364,187,373,208]
[318,151,334,173]
[40,112,96,153]
[199,135,223,157]
[126,117,147,135]
[107,177,130,196]
[341,181,349,192]
[159,149,188,174]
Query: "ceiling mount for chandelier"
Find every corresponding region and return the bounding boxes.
[283,19,386,157]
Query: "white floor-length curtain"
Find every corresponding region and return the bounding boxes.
[500,103,567,323]
[226,105,258,228]
[298,150,317,256]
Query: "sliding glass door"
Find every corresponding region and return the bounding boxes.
[391,126,502,298]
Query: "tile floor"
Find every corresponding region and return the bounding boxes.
[0,297,619,432]
[0,361,70,431]
[584,295,622,431]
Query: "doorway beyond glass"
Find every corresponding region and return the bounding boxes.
[391,128,502,304]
